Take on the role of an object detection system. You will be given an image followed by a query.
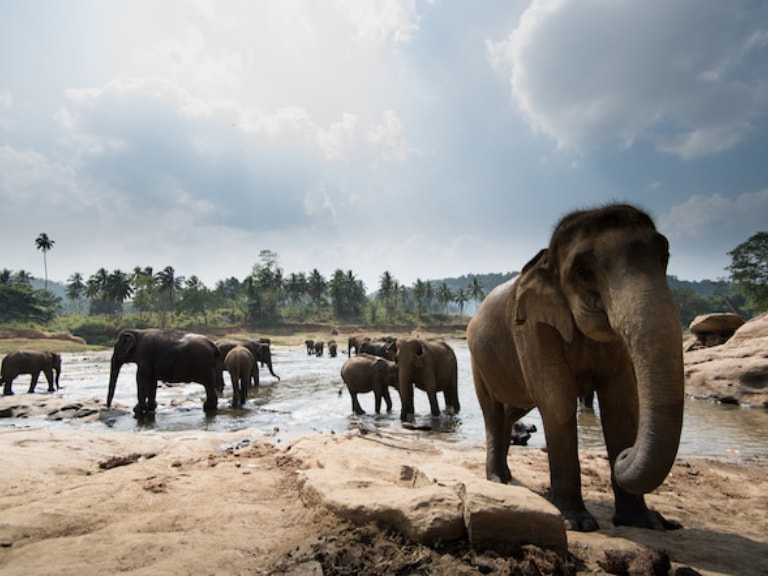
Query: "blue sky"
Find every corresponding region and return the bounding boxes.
[1,0,767,292]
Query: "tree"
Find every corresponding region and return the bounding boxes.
[156,266,184,323]
[467,276,485,309]
[412,279,427,318]
[307,269,328,310]
[455,288,468,317]
[378,271,397,322]
[66,272,86,314]
[35,233,55,291]
[436,282,454,312]
[727,231,768,313]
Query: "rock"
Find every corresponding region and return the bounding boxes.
[462,479,566,554]
[292,432,567,553]
[684,312,768,407]
[688,313,745,349]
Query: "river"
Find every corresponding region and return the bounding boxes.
[2,341,767,460]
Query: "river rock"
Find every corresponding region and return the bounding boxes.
[291,431,567,553]
[684,312,768,407]
[687,313,745,349]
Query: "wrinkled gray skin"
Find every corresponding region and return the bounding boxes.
[223,345,254,408]
[340,353,398,415]
[467,204,684,532]
[388,338,460,421]
[107,329,219,417]
[1,350,61,395]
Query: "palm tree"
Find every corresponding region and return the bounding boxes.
[467,276,485,310]
[35,233,55,291]
[378,271,396,322]
[66,272,86,314]
[455,288,468,317]
[437,282,454,312]
[155,266,184,321]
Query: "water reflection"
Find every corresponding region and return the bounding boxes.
[2,342,766,460]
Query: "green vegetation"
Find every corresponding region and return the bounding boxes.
[3,232,765,343]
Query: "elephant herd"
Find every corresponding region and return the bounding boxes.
[1,204,688,534]
[340,336,461,422]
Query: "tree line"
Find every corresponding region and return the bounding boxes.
[3,232,767,330]
[1,250,490,328]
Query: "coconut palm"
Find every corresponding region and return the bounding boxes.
[35,233,55,291]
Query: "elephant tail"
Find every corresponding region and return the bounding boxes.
[338,385,345,397]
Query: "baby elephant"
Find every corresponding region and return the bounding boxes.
[223,345,255,408]
[340,353,398,415]
[1,350,62,395]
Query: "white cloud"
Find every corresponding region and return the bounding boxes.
[492,0,768,158]
[0,90,12,107]
[367,110,413,163]
[659,189,768,239]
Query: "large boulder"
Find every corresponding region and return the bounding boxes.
[684,312,768,407]
[687,313,745,349]
[292,430,567,553]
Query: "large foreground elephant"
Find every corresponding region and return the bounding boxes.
[467,204,684,532]
[388,338,460,421]
[1,350,61,395]
[340,353,398,415]
[107,329,220,417]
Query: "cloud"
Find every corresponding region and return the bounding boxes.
[660,189,768,240]
[491,0,768,159]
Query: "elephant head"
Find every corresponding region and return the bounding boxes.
[107,330,139,408]
[517,205,684,494]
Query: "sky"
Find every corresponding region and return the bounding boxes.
[1,0,767,293]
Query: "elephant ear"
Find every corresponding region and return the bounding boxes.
[514,250,574,343]
[117,331,137,355]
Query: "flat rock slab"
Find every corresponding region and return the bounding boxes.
[291,430,566,553]
[689,313,745,335]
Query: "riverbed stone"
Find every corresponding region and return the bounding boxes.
[292,432,567,551]
[688,313,745,349]
[684,312,768,407]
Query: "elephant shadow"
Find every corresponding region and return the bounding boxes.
[582,497,768,575]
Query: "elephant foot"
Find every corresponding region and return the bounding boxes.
[203,400,218,413]
[2,391,13,397]
[561,508,600,532]
[612,508,681,531]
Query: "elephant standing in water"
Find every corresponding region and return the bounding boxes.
[1,350,61,395]
[107,329,220,417]
[223,345,254,408]
[467,204,684,532]
[340,353,398,415]
[387,338,460,422]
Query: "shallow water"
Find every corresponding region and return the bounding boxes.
[3,342,767,460]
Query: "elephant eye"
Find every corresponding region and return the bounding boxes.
[576,265,594,282]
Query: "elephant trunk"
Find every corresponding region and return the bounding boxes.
[609,277,684,495]
[107,355,123,408]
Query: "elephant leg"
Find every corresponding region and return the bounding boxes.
[202,381,218,413]
[540,403,597,531]
[476,381,514,483]
[598,384,674,530]
[2,376,14,396]
[28,371,41,393]
[383,388,393,413]
[352,393,365,416]
[44,368,56,392]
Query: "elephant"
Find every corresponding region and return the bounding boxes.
[359,340,394,360]
[313,341,325,357]
[466,204,684,532]
[216,340,260,391]
[1,350,61,395]
[305,339,315,355]
[340,353,398,415]
[253,341,280,380]
[224,345,255,408]
[347,335,370,357]
[328,340,338,357]
[387,338,460,421]
[107,329,220,417]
